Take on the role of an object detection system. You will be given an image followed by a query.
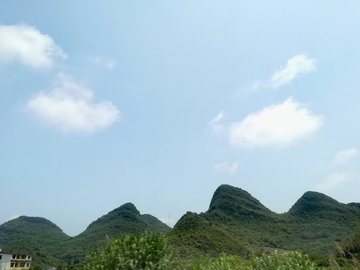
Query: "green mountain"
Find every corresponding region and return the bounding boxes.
[2,185,360,265]
[283,191,360,255]
[168,211,249,258]
[168,184,360,258]
[0,203,170,266]
[0,216,71,257]
[3,239,63,269]
[69,203,171,254]
[142,214,171,234]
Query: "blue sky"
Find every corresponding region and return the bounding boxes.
[2,1,360,236]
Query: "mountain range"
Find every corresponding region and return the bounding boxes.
[168,185,360,258]
[0,202,170,267]
[1,184,360,267]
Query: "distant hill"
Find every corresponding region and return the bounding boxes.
[283,191,360,255]
[142,214,171,234]
[2,185,360,265]
[168,184,360,258]
[68,203,171,255]
[3,239,63,269]
[168,211,249,258]
[0,203,170,266]
[0,216,70,257]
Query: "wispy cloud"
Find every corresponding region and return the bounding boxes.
[208,111,226,135]
[229,98,323,148]
[0,24,67,69]
[315,171,357,193]
[214,162,239,176]
[26,73,120,133]
[245,54,316,91]
[89,56,116,70]
[332,148,360,164]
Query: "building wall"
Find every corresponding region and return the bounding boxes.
[0,253,12,270]
[9,260,31,270]
[0,253,31,270]
[9,265,31,270]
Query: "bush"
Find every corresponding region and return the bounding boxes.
[189,251,317,270]
[248,251,317,270]
[83,232,179,270]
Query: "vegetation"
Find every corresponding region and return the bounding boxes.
[168,185,360,258]
[190,251,317,270]
[3,239,63,269]
[0,203,170,267]
[0,216,70,259]
[168,211,249,258]
[2,184,360,268]
[83,232,179,270]
[338,230,360,260]
[142,214,172,235]
[82,233,318,270]
[247,251,317,270]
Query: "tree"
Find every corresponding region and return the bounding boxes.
[83,232,179,270]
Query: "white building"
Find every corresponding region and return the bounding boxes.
[0,250,31,270]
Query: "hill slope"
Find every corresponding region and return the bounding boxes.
[0,216,70,258]
[2,185,360,263]
[283,191,360,254]
[169,184,360,257]
[0,203,170,266]
[3,239,63,268]
[70,203,170,251]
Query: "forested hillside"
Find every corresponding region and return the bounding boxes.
[168,185,360,258]
[0,203,170,267]
[1,184,360,267]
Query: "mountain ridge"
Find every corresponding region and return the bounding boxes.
[168,184,360,258]
[0,202,170,266]
[2,184,360,265]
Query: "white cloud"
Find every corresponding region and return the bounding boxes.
[208,111,226,135]
[214,162,239,176]
[89,56,116,70]
[26,73,120,133]
[249,54,316,91]
[0,24,67,69]
[268,54,316,88]
[229,98,323,148]
[315,171,356,193]
[332,148,360,164]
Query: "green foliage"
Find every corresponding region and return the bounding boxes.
[248,251,317,270]
[142,214,172,235]
[70,203,170,252]
[0,216,70,260]
[0,203,170,267]
[208,185,275,220]
[3,185,360,266]
[167,211,249,259]
[189,252,317,270]
[338,230,360,259]
[3,239,63,269]
[83,231,179,270]
[170,184,360,258]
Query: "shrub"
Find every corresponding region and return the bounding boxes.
[189,251,318,270]
[83,232,179,270]
[248,251,317,270]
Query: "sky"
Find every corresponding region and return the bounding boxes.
[1,1,360,237]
